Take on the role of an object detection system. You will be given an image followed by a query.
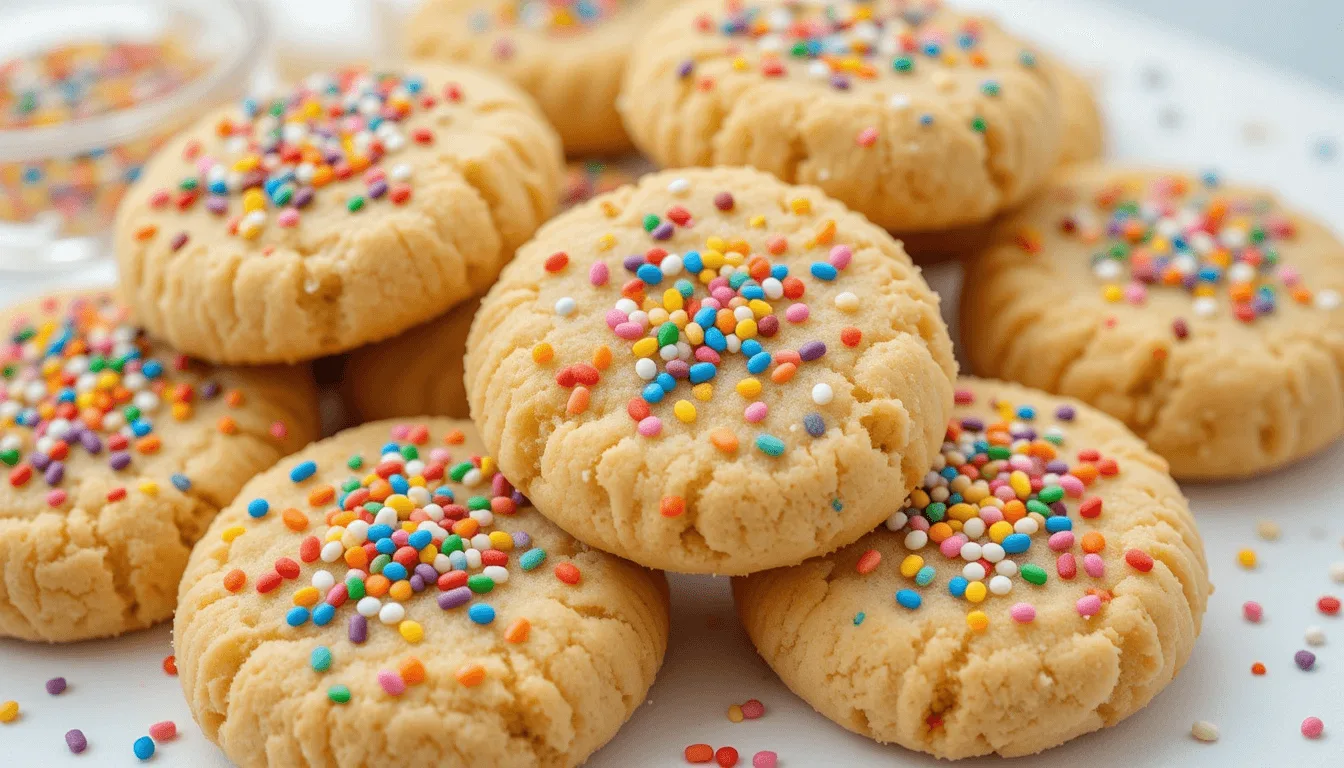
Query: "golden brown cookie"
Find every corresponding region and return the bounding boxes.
[1055,63,1104,165]
[114,64,564,365]
[962,166,1344,479]
[466,166,957,574]
[175,418,669,768]
[0,290,318,642]
[408,0,681,155]
[735,377,1209,759]
[618,0,1064,233]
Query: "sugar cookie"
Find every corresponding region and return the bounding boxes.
[466,166,956,574]
[962,166,1344,478]
[175,418,669,768]
[735,377,1209,759]
[115,64,563,365]
[0,290,318,641]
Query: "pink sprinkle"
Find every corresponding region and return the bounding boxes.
[391,424,410,439]
[277,209,300,228]
[741,699,765,719]
[744,402,769,423]
[605,309,627,329]
[1009,603,1036,623]
[828,245,853,269]
[694,347,720,363]
[785,303,809,323]
[1083,553,1105,578]
[148,721,177,741]
[711,286,735,304]
[1301,717,1324,739]
[1047,532,1075,551]
[637,417,662,437]
[978,507,1003,524]
[1243,601,1263,623]
[589,262,609,286]
[1076,594,1102,617]
[270,421,288,440]
[614,322,644,340]
[994,485,1017,502]
[908,516,930,532]
[149,190,170,208]
[1056,553,1077,579]
[856,126,879,147]
[1278,265,1301,287]
[378,670,406,696]
[1058,475,1085,497]
[46,490,67,507]
[939,534,967,558]
[752,750,778,768]
[429,447,451,462]
[1123,282,1148,305]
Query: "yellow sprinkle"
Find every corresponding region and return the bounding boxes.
[171,402,192,421]
[138,481,158,496]
[532,343,554,364]
[789,197,812,214]
[724,250,745,267]
[1255,520,1281,541]
[399,620,425,643]
[663,288,684,311]
[701,249,725,268]
[292,587,321,607]
[480,457,496,476]
[597,232,616,250]
[1102,284,1123,302]
[385,494,414,514]
[727,704,744,723]
[734,318,758,339]
[632,338,658,358]
[389,580,414,601]
[1009,470,1031,499]
[489,531,513,551]
[899,555,924,578]
[947,519,964,532]
[648,308,670,326]
[408,475,426,487]
[692,383,713,401]
[684,322,705,345]
[674,400,697,423]
[910,488,930,508]
[418,547,436,563]
[1237,549,1257,569]
[0,700,18,723]
[965,581,988,603]
[669,309,689,328]
[736,378,762,398]
[732,56,749,71]
[221,526,246,543]
[747,299,773,317]
[966,611,989,632]
[749,215,766,228]
[988,521,1014,543]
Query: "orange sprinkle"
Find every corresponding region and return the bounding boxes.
[223,569,246,592]
[660,495,685,518]
[225,390,244,407]
[770,362,797,383]
[399,657,426,685]
[1252,662,1266,675]
[282,508,309,532]
[445,430,465,445]
[217,416,238,435]
[452,518,480,538]
[308,486,336,506]
[135,225,158,241]
[135,435,161,454]
[855,549,881,574]
[365,575,391,597]
[455,663,486,687]
[710,429,739,453]
[503,619,531,644]
[928,522,954,543]
[1081,532,1106,553]
[840,327,862,347]
[566,386,590,415]
[344,547,369,570]
[1071,463,1099,485]
[592,345,612,370]
[1002,500,1026,523]
[554,562,581,585]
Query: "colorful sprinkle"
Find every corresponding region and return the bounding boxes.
[133,735,155,760]
[1302,716,1325,739]
[1191,721,1219,742]
[65,729,88,753]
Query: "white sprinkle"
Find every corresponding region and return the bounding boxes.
[903,530,928,550]
[312,570,335,592]
[889,93,911,110]
[1192,296,1218,317]
[960,542,983,562]
[964,519,987,541]
[1305,626,1327,646]
[994,559,1018,577]
[1256,520,1281,541]
[834,292,859,312]
[554,297,577,316]
[1330,562,1344,583]
[885,512,909,531]
[378,602,405,625]
[989,575,1013,595]
[811,383,834,405]
[1093,260,1123,280]
[962,562,986,581]
[1317,289,1341,310]
[356,597,381,617]
[668,178,690,195]
[1191,721,1219,743]
[635,358,657,380]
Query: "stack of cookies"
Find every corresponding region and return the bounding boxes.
[2,1,1340,766]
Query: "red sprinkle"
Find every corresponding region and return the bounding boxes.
[162,656,177,676]
[256,571,283,594]
[1079,497,1102,518]
[554,562,581,585]
[544,252,569,273]
[148,721,177,741]
[716,746,739,767]
[686,744,714,763]
[1124,549,1154,572]
[855,549,881,574]
[1319,596,1341,616]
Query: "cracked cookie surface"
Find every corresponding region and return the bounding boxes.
[618,0,1063,234]
[114,64,563,365]
[174,418,669,768]
[0,290,318,642]
[962,165,1344,479]
[465,166,956,574]
[734,377,1210,759]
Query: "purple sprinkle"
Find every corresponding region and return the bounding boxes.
[804,413,826,437]
[1045,460,1069,475]
[677,59,694,78]
[44,462,64,486]
[45,677,67,695]
[293,187,315,209]
[623,255,646,273]
[30,453,51,471]
[798,340,827,362]
[1055,405,1076,421]
[170,232,189,252]
[348,614,367,644]
[665,360,690,379]
[109,452,132,471]
[1049,501,1067,517]
[414,564,438,584]
[511,531,531,549]
[438,586,472,610]
[205,196,228,215]
[408,575,425,592]
[960,417,985,432]
[652,222,675,241]
[80,432,103,454]
[1295,650,1316,671]
[65,729,87,754]
[511,490,528,507]
[368,180,388,199]
[201,382,221,399]
[243,170,267,189]
[830,75,850,90]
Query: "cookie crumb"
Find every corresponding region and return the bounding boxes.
[1256,520,1281,541]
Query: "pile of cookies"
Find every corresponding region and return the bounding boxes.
[3,1,1341,766]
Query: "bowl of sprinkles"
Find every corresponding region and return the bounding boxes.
[0,0,266,269]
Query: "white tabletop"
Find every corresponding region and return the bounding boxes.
[2,0,1343,766]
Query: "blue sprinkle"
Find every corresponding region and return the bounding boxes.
[949,576,969,598]
[130,419,152,437]
[133,736,156,760]
[694,307,717,327]
[286,607,311,627]
[382,563,408,582]
[747,352,772,374]
[740,339,763,357]
[468,603,496,625]
[312,603,335,626]
[770,264,789,279]
[289,460,317,483]
[704,328,728,352]
[408,530,433,549]
[689,362,717,384]
[636,263,664,285]
[683,251,704,273]
[141,360,163,378]
[642,383,666,404]
[831,498,843,512]
[896,589,922,609]
[310,645,332,671]
[1045,516,1073,533]
[247,498,270,518]
[655,372,677,392]
[804,413,826,437]
[448,550,468,570]
[1002,533,1031,554]
[520,548,547,571]
[810,262,838,281]
[853,612,866,626]
[380,441,400,455]
[741,284,765,300]
[389,475,410,494]
[915,565,936,586]
[1016,406,1036,420]
[375,538,396,555]
[170,473,191,492]
[368,524,393,541]
[756,434,786,456]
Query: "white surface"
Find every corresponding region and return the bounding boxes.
[3,0,1344,765]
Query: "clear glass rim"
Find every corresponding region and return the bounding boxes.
[0,0,269,162]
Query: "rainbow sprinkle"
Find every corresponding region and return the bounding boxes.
[469,0,629,46]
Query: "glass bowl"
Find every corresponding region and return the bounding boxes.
[0,0,268,270]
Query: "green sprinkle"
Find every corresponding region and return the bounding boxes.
[1037,486,1064,503]
[971,117,988,133]
[831,498,844,512]
[1026,499,1052,517]
[468,496,490,511]
[340,478,360,493]
[0,449,18,467]
[273,185,293,206]
[179,177,199,191]
[347,196,365,213]
[449,462,474,482]
[893,56,914,72]
[657,322,679,347]
[327,685,351,704]
[400,445,418,460]
[1021,564,1048,585]
[345,577,366,600]
[440,534,465,554]
[347,455,363,470]
[310,646,332,672]
[642,214,660,232]
[987,446,1012,460]
[467,574,495,594]
[370,554,391,574]
[981,81,1001,96]
[122,405,141,422]
[1019,50,1037,67]
[924,502,947,523]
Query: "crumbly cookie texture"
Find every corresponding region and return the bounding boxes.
[175,418,668,768]
[0,290,318,642]
[618,0,1063,233]
[466,166,956,574]
[734,377,1210,759]
[343,298,479,423]
[962,165,1344,479]
[408,0,681,156]
[1055,64,1104,165]
[115,64,564,365]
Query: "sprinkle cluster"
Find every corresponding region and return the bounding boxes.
[1,38,205,234]
[879,387,1139,631]
[469,0,628,46]
[232,424,579,699]
[1,294,267,508]
[1041,173,1341,330]
[539,180,865,459]
[140,70,453,247]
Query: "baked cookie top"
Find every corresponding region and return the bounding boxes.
[618,0,1064,232]
[114,64,563,365]
[962,165,1344,478]
[175,419,669,768]
[466,166,956,574]
[734,377,1210,759]
[0,290,318,641]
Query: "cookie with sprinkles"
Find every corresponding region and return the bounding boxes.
[465,166,957,574]
[174,418,669,768]
[408,0,681,155]
[618,0,1064,234]
[962,165,1344,479]
[113,64,564,365]
[734,377,1210,759]
[0,290,318,642]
